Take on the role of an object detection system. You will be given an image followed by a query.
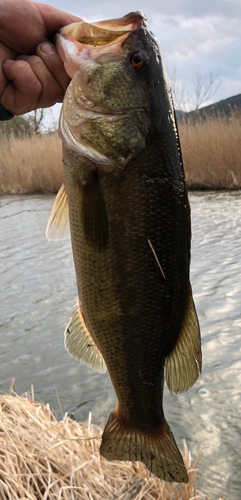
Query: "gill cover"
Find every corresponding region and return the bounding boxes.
[56,12,151,167]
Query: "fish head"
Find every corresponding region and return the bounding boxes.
[56,12,173,168]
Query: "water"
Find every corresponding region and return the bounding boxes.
[0,191,241,499]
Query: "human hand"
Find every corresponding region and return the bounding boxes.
[0,0,82,115]
[1,41,73,115]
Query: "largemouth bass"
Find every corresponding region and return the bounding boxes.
[46,12,201,484]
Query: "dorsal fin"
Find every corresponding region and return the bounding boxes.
[46,184,69,240]
[165,287,202,394]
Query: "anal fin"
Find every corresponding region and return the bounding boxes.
[100,406,188,484]
[46,184,69,240]
[165,286,202,394]
[65,303,107,374]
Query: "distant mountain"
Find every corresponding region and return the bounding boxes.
[175,93,241,121]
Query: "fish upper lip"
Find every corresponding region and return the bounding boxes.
[58,12,147,45]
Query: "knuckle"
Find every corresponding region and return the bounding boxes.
[23,72,42,95]
[42,83,64,107]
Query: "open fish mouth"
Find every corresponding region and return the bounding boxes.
[58,12,146,46]
[57,12,151,167]
[55,12,147,80]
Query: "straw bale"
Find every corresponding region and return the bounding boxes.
[0,392,221,500]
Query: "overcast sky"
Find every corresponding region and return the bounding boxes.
[36,0,240,113]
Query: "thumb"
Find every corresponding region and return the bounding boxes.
[36,3,83,35]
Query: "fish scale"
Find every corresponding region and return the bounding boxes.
[47,11,201,483]
[64,142,192,444]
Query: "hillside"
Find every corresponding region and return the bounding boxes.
[176,93,241,121]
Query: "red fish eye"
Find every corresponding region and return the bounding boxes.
[131,53,144,69]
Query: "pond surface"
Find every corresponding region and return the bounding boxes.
[0,191,241,499]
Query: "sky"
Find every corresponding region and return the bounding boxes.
[35,0,241,123]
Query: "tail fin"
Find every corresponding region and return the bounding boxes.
[100,407,188,484]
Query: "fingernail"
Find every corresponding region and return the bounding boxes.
[40,43,56,55]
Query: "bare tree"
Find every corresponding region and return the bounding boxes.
[193,72,221,110]
[33,109,44,133]
[170,68,190,114]
[170,69,222,113]
[26,109,45,134]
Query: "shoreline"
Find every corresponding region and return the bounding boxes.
[0,108,241,194]
[1,186,241,196]
[0,389,220,500]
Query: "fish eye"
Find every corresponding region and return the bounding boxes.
[131,53,145,69]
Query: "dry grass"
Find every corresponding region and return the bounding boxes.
[0,133,63,194]
[0,108,241,193]
[178,109,241,189]
[0,387,222,500]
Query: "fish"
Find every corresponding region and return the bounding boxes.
[46,12,201,484]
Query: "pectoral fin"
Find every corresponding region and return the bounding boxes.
[80,172,109,252]
[65,303,107,374]
[165,287,202,394]
[46,184,69,240]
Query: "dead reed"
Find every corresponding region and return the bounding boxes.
[0,108,240,193]
[0,132,63,195]
[178,108,241,189]
[0,389,222,500]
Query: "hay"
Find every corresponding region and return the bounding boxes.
[0,388,220,500]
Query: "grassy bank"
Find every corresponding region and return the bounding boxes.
[0,109,241,193]
[0,389,220,500]
[0,133,63,194]
[179,109,241,189]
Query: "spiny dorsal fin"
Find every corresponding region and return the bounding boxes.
[64,303,107,374]
[100,406,188,483]
[46,184,69,240]
[165,287,202,394]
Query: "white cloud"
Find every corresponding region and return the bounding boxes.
[147,12,241,105]
[35,0,240,108]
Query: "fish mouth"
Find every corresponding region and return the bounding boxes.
[56,12,148,118]
[56,12,147,80]
[58,12,146,46]
[57,13,149,167]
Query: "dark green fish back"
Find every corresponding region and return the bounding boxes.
[64,130,190,428]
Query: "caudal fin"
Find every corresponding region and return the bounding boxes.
[100,407,188,484]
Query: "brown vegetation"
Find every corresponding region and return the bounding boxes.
[0,132,63,194]
[0,108,241,193]
[0,389,220,500]
[178,108,241,189]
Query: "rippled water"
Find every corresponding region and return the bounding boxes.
[0,191,241,499]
